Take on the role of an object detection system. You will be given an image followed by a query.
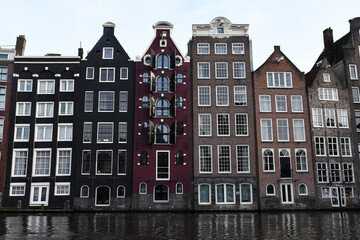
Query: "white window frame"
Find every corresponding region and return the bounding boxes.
[217,145,231,173]
[117,185,126,198]
[312,108,324,127]
[17,79,32,92]
[36,102,54,118]
[235,113,248,136]
[0,86,6,110]
[198,62,210,79]
[9,183,26,196]
[29,182,50,206]
[215,183,235,204]
[98,91,115,112]
[56,148,72,176]
[35,124,53,142]
[291,95,303,112]
[315,136,326,156]
[156,150,170,180]
[103,47,114,59]
[59,102,74,116]
[323,73,331,82]
[57,123,73,141]
[337,109,349,128]
[260,119,273,142]
[86,67,94,80]
[59,79,74,92]
[198,86,211,106]
[298,184,308,196]
[233,62,246,79]
[232,43,245,54]
[118,122,127,143]
[84,91,94,112]
[236,145,250,173]
[37,80,55,94]
[234,85,247,106]
[327,137,339,157]
[14,124,30,142]
[262,148,275,172]
[120,67,128,80]
[293,119,305,142]
[197,43,210,55]
[280,183,294,204]
[99,67,115,82]
[277,119,289,142]
[216,86,229,106]
[215,43,227,54]
[324,108,336,128]
[217,113,230,136]
[340,137,352,157]
[240,183,253,204]
[32,149,52,177]
[198,184,211,205]
[352,87,360,103]
[96,150,113,175]
[259,95,271,112]
[198,114,212,137]
[119,91,128,112]
[275,95,287,112]
[54,182,71,196]
[266,184,276,196]
[267,72,292,88]
[139,182,147,194]
[97,122,114,143]
[215,62,228,79]
[295,148,308,172]
[318,88,338,101]
[349,64,358,80]
[11,149,28,177]
[199,145,212,174]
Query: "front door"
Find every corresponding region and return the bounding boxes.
[330,187,340,207]
[30,183,49,206]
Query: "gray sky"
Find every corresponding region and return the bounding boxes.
[1,0,359,72]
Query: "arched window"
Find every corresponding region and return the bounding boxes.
[176,183,183,194]
[157,54,169,70]
[156,124,169,144]
[142,96,149,108]
[156,76,169,92]
[156,98,170,117]
[296,149,307,171]
[263,149,274,171]
[140,151,148,165]
[142,72,149,83]
[141,122,148,135]
[176,73,183,84]
[177,121,184,135]
[280,149,291,178]
[139,182,147,194]
[266,184,275,195]
[176,96,184,108]
[176,151,184,165]
[117,186,125,198]
[154,185,169,202]
[95,186,110,206]
[299,184,308,195]
[80,185,89,198]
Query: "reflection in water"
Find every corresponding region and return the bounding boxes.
[1,211,360,239]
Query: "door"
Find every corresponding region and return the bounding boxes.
[340,187,346,207]
[330,187,340,207]
[30,183,49,206]
[280,149,291,178]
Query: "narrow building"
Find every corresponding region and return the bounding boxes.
[188,17,258,210]
[132,21,191,210]
[73,22,134,210]
[253,46,316,210]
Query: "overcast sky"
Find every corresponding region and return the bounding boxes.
[1,0,359,72]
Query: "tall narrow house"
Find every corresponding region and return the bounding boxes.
[188,17,258,210]
[73,22,134,210]
[253,46,316,210]
[132,21,191,210]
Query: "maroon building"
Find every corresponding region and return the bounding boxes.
[131,21,191,210]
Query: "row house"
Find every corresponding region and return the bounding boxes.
[253,46,316,210]
[188,17,258,210]
[131,21,191,210]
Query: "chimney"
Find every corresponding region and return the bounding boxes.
[323,28,334,65]
[349,17,360,32]
[78,48,83,59]
[15,35,26,56]
[103,22,115,36]
[274,46,281,51]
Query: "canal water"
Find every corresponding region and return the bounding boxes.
[0,211,359,239]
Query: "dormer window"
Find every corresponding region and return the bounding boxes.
[217,27,224,33]
[157,54,169,70]
[323,73,330,82]
[103,47,113,59]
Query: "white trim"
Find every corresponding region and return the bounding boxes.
[57,123,73,141]
[198,113,212,137]
[197,86,211,106]
[99,67,115,82]
[139,182,147,194]
[280,183,294,204]
[56,148,72,176]
[9,182,26,196]
[14,124,30,142]
[120,67,128,80]
[117,149,127,175]
[197,43,210,55]
[36,102,54,118]
[260,118,273,142]
[97,122,114,143]
[236,145,250,173]
[216,113,230,136]
[266,184,276,196]
[262,148,275,172]
[29,182,50,206]
[98,91,115,112]
[54,182,71,196]
[234,113,248,137]
[59,79,74,92]
[86,67,94,80]
[17,79,32,92]
[95,150,113,175]
[102,47,114,59]
[215,183,235,204]
[35,124,53,142]
[214,43,227,54]
[276,118,289,142]
[156,150,170,180]
[58,101,74,116]
[117,185,126,198]
[298,183,308,196]
[153,185,169,203]
[198,184,211,205]
[217,145,231,173]
[199,145,213,174]
[11,148,28,177]
[32,148,52,177]
[95,185,111,206]
[240,183,253,204]
[80,185,89,198]
[37,79,55,94]
[295,148,308,172]
[175,182,183,194]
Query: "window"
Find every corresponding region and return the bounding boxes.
[100,68,115,82]
[215,62,228,79]
[35,124,53,141]
[263,149,274,172]
[175,73,183,84]
[86,67,94,79]
[142,96,149,108]
[58,124,73,141]
[277,119,289,142]
[279,149,291,178]
[84,91,93,112]
[267,72,292,88]
[59,102,73,115]
[103,47,113,59]
[118,122,127,143]
[59,79,74,92]
[176,151,184,165]
[0,118,3,141]
[330,163,341,182]
[340,137,352,157]
[55,183,70,196]
[18,79,32,92]
[154,185,169,202]
[217,27,224,33]
[30,183,49,206]
[10,183,26,196]
[343,163,354,182]
[215,43,227,54]
[323,73,330,82]
[156,76,169,92]
[298,184,308,195]
[280,183,293,204]
[119,91,128,112]
[275,95,287,112]
[16,102,31,116]
[349,64,358,79]
[296,149,307,171]
[117,186,125,198]
[259,95,271,112]
[177,121,184,136]
[218,145,231,173]
[199,145,212,173]
[293,119,305,142]
[80,186,89,198]
[139,183,147,194]
[232,43,244,54]
[235,113,248,136]
[0,87,5,110]
[83,123,92,143]
[317,162,328,183]
[337,109,348,128]
[57,149,71,176]
[140,151,148,165]
[234,86,247,106]
[325,109,336,127]
[345,187,354,198]
[217,114,230,136]
[261,119,273,141]
[198,184,211,204]
[312,108,323,127]
[36,102,54,118]
[120,67,128,80]
[156,151,169,180]
[216,86,229,106]
[0,66,8,81]
[12,149,28,177]
[156,54,169,70]
[156,98,170,117]
[216,184,235,204]
[176,96,184,108]
[33,149,51,176]
[37,80,55,94]
[291,95,303,112]
[240,184,252,204]
[315,137,326,156]
[197,43,210,54]
[199,114,211,136]
[356,111,360,132]
[96,150,112,174]
[198,62,210,79]
[118,150,126,175]
[98,91,114,112]
[318,88,338,101]
[237,145,249,173]
[233,62,246,79]
[81,150,91,175]
[97,123,113,143]
[14,124,30,141]
[141,122,148,135]
[142,72,149,83]
[328,137,339,156]
[155,124,169,144]
[198,86,211,106]
[266,184,275,196]
[95,186,110,206]
[352,87,360,103]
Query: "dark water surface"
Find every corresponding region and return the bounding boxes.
[0,211,359,239]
